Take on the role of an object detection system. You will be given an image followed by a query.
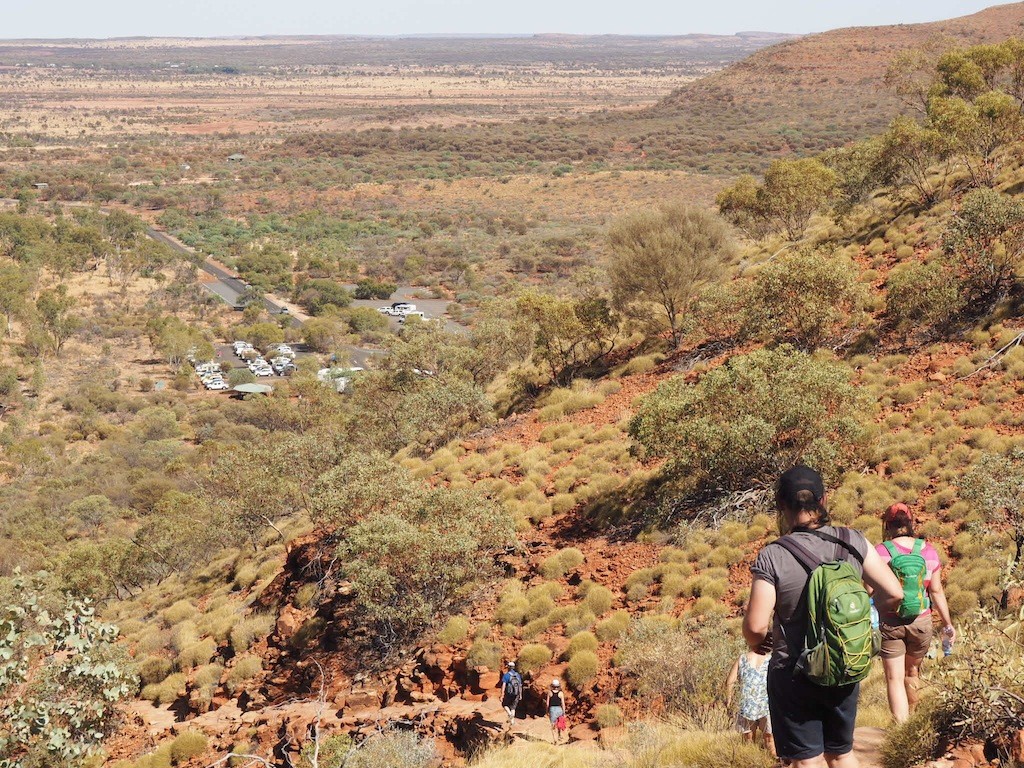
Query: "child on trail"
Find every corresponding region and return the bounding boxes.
[546,678,568,744]
[726,639,776,757]
[500,661,523,726]
[875,503,955,724]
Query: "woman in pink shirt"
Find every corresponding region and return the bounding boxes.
[876,503,955,723]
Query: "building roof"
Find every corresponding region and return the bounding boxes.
[232,383,273,395]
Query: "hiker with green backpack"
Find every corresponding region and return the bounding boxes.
[744,466,904,768]
[876,503,955,725]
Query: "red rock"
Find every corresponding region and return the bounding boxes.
[473,670,501,694]
[275,605,303,642]
[345,688,380,710]
[568,723,599,742]
[1012,730,1024,765]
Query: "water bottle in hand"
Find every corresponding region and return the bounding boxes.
[941,626,954,656]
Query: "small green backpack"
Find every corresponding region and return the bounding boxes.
[777,529,879,687]
[884,539,930,619]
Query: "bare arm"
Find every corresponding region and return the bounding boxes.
[725,658,740,707]
[861,545,903,612]
[928,567,955,642]
[743,579,776,652]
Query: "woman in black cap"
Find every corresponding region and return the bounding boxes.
[743,466,903,768]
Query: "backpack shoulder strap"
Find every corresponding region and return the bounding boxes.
[806,527,865,564]
[773,535,822,573]
[883,540,899,559]
[911,539,925,556]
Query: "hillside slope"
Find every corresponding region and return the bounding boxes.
[640,2,1024,171]
[277,4,1024,180]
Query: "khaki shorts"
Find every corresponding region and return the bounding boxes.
[880,612,932,659]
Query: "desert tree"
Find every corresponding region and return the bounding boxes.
[514,290,620,386]
[878,115,953,205]
[883,37,953,113]
[0,263,34,336]
[928,91,1024,187]
[942,188,1024,309]
[608,203,735,348]
[717,158,837,241]
[34,284,82,356]
[715,175,771,241]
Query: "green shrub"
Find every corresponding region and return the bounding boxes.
[626,583,649,604]
[580,583,614,615]
[141,673,186,705]
[594,703,624,729]
[564,609,597,636]
[618,617,740,730]
[437,616,470,645]
[294,583,319,609]
[886,260,964,333]
[595,611,630,641]
[466,639,502,670]
[225,655,262,694]
[565,631,599,660]
[161,600,197,627]
[566,650,599,689]
[138,655,173,686]
[169,731,207,764]
[344,728,436,768]
[741,249,865,350]
[631,345,865,495]
[230,613,275,654]
[624,568,656,590]
[193,663,224,690]
[526,594,556,621]
[539,548,585,579]
[880,703,940,768]
[233,563,259,590]
[520,615,555,640]
[517,643,553,673]
[495,582,530,625]
[177,638,216,670]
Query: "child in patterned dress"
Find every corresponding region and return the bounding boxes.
[725,640,776,757]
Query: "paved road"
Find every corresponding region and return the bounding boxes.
[146,228,299,325]
[1,199,452,365]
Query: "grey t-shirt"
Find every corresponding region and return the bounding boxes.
[750,526,871,670]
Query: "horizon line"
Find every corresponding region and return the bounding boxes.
[0,30,797,43]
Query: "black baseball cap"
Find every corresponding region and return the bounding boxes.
[776,465,825,509]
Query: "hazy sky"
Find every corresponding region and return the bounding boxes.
[0,0,1005,39]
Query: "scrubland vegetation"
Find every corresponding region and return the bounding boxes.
[2,19,1024,768]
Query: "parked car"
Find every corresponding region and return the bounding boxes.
[207,381,228,391]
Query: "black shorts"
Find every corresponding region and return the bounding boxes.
[767,664,859,761]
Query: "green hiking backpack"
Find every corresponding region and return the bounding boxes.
[776,528,880,687]
[884,539,930,619]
